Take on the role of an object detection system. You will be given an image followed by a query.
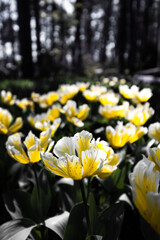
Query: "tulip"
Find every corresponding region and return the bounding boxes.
[125,103,154,126]
[28,113,61,137]
[99,101,129,119]
[6,129,54,164]
[42,130,120,180]
[58,84,79,104]
[62,100,90,127]
[129,156,160,235]
[106,121,134,148]
[99,91,120,106]
[0,107,23,134]
[1,90,16,105]
[148,122,160,143]
[148,145,160,172]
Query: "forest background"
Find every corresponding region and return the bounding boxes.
[0,0,160,87]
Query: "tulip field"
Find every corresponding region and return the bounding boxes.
[0,77,160,240]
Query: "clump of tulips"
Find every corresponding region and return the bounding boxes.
[0,78,159,240]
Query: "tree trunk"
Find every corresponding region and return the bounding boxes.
[116,0,127,73]
[72,0,83,73]
[17,0,33,78]
[99,0,112,64]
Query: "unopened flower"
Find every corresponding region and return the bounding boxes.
[1,90,16,105]
[129,156,160,235]
[62,100,90,127]
[125,103,154,126]
[148,122,160,142]
[42,130,120,180]
[6,129,54,164]
[99,91,120,105]
[0,107,23,134]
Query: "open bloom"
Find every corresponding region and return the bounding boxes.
[6,129,54,164]
[58,84,79,105]
[119,85,152,104]
[125,103,154,126]
[42,130,120,180]
[148,122,160,143]
[99,91,120,106]
[99,101,129,119]
[1,90,16,105]
[62,100,90,127]
[0,107,23,134]
[129,156,160,235]
[119,85,139,99]
[106,122,147,147]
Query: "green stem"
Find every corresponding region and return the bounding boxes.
[79,179,90,234]
[32,164,40,200]
[32,164,46,239]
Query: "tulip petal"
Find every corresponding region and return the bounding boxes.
[8,117,23,133]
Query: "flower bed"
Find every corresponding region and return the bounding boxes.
[0,77,159,240]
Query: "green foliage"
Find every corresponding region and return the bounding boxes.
[63,203,86,240]
[0,218,36,240]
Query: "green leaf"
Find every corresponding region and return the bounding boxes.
[45,211,69,239]
[55,178,74,211]
[111,159,132,190]
[0,218,36,240]
[4,190,37,221]
[96,202,125,240]
[63,203,86,240]
[88,193,97,235]
[31,170,52,223]
[86,236,103,240]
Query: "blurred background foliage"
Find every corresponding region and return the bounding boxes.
[0,0,160,84]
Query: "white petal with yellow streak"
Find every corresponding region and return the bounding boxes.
[24,131,37,149]
[27,141,41,163]
[6,134,29,164]
[81,148,105,177]
[40,128,51,151]
[63,154,83,180]
[74,130,92,159]
[54,136,76,157]
[8,117,23,133]
[42,152,69,178]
